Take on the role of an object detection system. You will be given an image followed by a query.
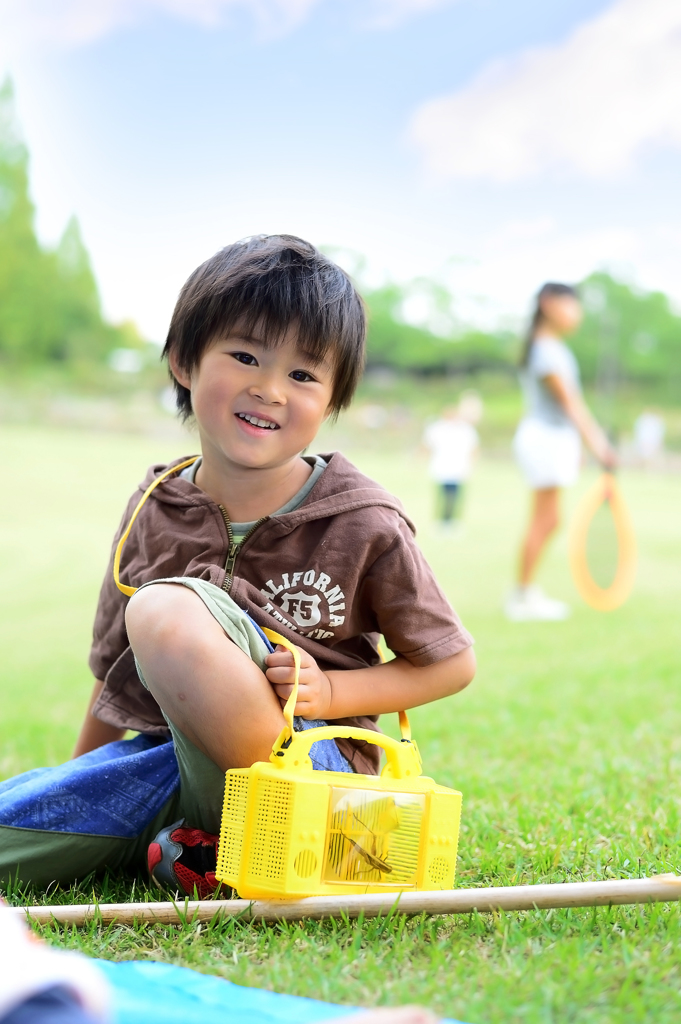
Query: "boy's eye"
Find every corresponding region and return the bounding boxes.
[289,369,317,383]
[231,351,258,366]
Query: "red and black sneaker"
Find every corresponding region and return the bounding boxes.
[147,819,226,899]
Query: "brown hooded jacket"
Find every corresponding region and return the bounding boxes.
[89,451,473,774]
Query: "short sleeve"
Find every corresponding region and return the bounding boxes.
[529,340,576,383]
[359,519,473,666]
[88,497,136,683]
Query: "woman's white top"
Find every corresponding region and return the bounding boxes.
[520,336,580,429]
[514,335,582,487]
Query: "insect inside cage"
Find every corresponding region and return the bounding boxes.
[340,812,394,876]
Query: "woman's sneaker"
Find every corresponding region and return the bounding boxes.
[504,585,570,622]
[147,819,226,898]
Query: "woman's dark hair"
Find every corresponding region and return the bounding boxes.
[520,282,578,367]
[163,234,366,419]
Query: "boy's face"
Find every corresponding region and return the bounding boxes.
[171,325,334,472]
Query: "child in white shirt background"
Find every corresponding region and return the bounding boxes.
[423,392,483,530]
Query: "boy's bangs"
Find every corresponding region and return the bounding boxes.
[164,234,366,418]
[219,310,336,371]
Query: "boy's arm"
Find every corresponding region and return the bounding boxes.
[72,680,127,758]
[266,645,475,721]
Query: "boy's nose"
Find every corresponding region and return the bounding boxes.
[248,376,286,405]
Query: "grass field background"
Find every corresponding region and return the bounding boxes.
[2,421,681,1023]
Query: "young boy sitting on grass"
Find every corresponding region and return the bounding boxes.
[0,235,474,896]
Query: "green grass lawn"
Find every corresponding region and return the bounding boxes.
[2,422,681,1023]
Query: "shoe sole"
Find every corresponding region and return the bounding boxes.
[505,605,571,622]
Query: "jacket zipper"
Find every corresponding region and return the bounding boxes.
[218,505,269,591]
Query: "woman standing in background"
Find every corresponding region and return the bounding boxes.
[505,283,616,622]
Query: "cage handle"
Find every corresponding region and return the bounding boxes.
[262,627,413,761]
[269,721,422,780]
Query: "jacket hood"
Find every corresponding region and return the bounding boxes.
[139,450,416,534]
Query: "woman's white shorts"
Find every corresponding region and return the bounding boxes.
[513,418,581,489]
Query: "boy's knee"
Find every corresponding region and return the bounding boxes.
[125,583,200,649]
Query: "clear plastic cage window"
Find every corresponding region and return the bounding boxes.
[323,788,425,886]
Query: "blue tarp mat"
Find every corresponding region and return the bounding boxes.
[96,960,466,1024]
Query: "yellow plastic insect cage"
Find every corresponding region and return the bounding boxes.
[216,630,462,900]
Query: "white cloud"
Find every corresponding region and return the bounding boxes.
[0,0,319,51]
[364,0,456,30]
[0,0,454,53]
[409,0,681,180]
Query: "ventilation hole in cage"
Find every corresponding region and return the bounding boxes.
[429,856,450,885]
[294,849,318,879]
[217,775,250,879]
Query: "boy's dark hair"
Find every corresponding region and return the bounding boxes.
[163,234,366,419]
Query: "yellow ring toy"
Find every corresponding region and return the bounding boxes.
[568,472,636,611]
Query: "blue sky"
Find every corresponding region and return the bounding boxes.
[2,0,680,341]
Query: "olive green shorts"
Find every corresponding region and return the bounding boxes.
[134,577,352,833]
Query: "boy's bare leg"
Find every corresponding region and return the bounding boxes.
[125,584,286,771]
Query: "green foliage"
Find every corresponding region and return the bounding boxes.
[0,78,144,366]
[362,270,681,400]
[364,281,514,374]
[571,271,681,397]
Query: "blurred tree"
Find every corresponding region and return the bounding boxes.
[0,77,45,360]
[362,268,680,399]
[0,77,144,366]
[365,282,513,374]
[572,272,681,399]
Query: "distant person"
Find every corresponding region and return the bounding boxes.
[505,283,617,622]
[633,409,665,467]
[423,392,482,528]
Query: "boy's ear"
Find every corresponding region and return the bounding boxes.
[168,348,192,389]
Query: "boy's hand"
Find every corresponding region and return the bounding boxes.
[265,644,332,720]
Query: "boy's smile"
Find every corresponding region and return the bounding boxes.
[170,324,334,484]
[236,412,280,432]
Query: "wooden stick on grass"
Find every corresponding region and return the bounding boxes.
[12,875,681,927]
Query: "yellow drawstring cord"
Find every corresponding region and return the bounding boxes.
[113,456,200,597]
